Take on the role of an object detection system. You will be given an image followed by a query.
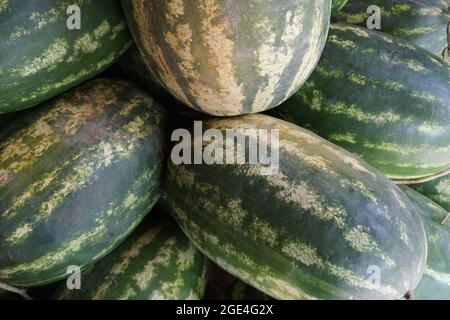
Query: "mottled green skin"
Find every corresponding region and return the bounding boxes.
[165,114,427,300]
[0,0,131,114]
[411,175,450,212]
[222,280,271,300]
[54,216,208,300]
[334,0,450,58]
[331,0,349,15]
[0,79,168,286]
[271,24,450,180]
[401,187,450,300]
[122,0,331,116]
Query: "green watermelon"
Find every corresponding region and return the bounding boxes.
[271,24,450,181]
[54,215,208,300]
[334,0,450,59]
[332,0,349,16]
[410,174,450,212]
[165,113,427,300]
[0,78,168,286]
[222,280,271,300]
[0,0,132,114]
[401,187,450,300]
[121,0,331,116]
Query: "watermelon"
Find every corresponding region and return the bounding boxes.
[222,280,270,300]
[400,187,450,300]
[334,0,450,59]
[121,0,331,116]
[410,174,450,212]
[332,0,349,16]
[271,24,450,181]
[54,215,208,300]
[0,0,132,114]
[0,78,168,286]
[165,113,427,300]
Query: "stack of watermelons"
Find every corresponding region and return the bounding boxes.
[0,0,449,300]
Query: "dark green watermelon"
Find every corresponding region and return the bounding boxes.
[0,78,169,286]
[165,113,427,300]
[0,0,132,114]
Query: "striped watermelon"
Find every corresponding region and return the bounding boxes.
[271,24,450,181]
[410,174,450,212]
[222,280,270,300]
[331,0,349,16]
[54,215,208,300]
[0,78,168,286]
[165,113,427,300]
[334,0,450,59]
[0,0,132,114]
[121,0,331,116]
[401,187,450,300]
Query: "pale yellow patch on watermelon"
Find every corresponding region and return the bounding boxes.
[110,21,127,40]
[176,243,196,270]
[282,241,322,267]
[6,223,33,245]
[329,132,357,144]
[0,225,106,279]
[248,217,279,247]
[190,0,245,115]
[260,276,315,300]
[282,240,398,296]
[0,0,8,12]
[252,9,305,111]
[133,237,177,290]
[343,225,375,252]
[328,35,357,49]
[13,38,68,76]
